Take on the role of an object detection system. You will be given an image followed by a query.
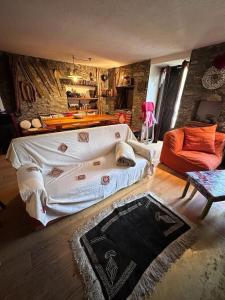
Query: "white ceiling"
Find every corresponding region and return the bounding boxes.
[0,0,225,68]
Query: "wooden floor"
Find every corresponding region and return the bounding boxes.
[1,156,225,300]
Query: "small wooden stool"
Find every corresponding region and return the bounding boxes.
[181,170,225,219]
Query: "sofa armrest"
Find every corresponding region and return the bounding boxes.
[163,129,184,153]
[127,139,153,161]
[6,142,21,169]
[127,140,155,175]
[215,132,225,155]
[17,163,48,213]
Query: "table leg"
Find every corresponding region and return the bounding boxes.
[188,187,197,200]
[201,200,213,219]
[181,180,190,198]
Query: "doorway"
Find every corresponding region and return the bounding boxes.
[154,61,189,141]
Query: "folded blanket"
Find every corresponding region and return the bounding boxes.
[127,139,152,161]
[115,141,136,167]
[127,139,154,175]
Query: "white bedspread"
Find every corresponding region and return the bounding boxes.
[7,124,152,225]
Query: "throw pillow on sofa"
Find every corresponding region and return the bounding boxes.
[183,125,217,154]
[115,141,136,167]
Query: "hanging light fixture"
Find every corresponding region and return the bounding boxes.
[68,55,92,82]
[68,55,80,82]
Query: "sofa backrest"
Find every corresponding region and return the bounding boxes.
[163,127,225,154]
[7,124,136,169]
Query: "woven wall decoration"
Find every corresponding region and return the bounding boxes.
[202,66,225,90]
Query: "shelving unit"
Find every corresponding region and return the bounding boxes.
[60,77,101,111]
[67,97,98,101]
[60,78,97,87]
[68,109,98,113]
[69,83,97,87]
[116,85,135,89]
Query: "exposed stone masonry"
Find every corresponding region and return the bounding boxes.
[108,60,150,129]
[0,52,150,129]
[0,52,107,121]
[176,42,225,131]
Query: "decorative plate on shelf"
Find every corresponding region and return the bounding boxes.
[202,66,225,90]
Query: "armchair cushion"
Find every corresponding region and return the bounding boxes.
[177,150,222,170]
[183,125,217,154]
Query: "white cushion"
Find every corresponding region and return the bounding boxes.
[31,118,42,128]
[43,152,147,205]
[20,120,31,130]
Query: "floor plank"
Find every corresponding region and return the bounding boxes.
[1,155,225,300]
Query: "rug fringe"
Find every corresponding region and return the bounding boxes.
[70,191,199,300]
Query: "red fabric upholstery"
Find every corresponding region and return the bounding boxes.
[160,128,225,174]
[183,125,217,154]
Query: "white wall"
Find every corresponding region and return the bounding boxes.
[146,51,191,103]
[146,65,161,103]
[151,51,191,65]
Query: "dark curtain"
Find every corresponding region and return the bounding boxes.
[0,114,16,154]
[154,63,186,141]
[153,66,171,142]
[116,86,134,109]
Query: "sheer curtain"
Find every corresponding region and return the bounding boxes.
[170,61,189,128]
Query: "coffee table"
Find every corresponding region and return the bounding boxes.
[181,170,225,219]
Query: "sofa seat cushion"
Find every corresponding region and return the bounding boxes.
[177,150,222,170]
[43,152,148,206]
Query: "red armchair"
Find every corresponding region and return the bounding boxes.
[160,128,225,174]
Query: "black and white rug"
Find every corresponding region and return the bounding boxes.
[71,193,197,300]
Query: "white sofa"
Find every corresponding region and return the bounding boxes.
[7,124,152,226]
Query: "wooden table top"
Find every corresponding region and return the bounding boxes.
[43,114,118,127]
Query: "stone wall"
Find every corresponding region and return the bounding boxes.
[176,42,225,131]
[0,52,107,121]
[108,60,150,129]
[0,51,149,127]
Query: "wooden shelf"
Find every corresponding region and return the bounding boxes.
[68,109,98,113]
[60,78,97,87]
[67,97,98,101]
[71,84,97,87]
[116,85,135,89]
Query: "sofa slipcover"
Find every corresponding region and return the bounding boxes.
[7,124,152,225]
